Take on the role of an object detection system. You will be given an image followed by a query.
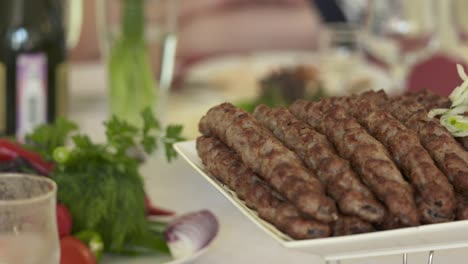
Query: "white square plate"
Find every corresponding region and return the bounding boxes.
[174,140,468,261]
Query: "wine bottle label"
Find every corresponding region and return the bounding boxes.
[16,53,48,141]
[0,63,5,134]
[56,63,68,117]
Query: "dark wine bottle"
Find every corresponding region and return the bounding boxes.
[0,0,67,140]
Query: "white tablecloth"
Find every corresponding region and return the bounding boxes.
[69,62,468,264]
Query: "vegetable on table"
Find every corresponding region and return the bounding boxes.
[145,196,175,216]
[0,138,53,175]
[57,203,73,238]
[75,230,104,261]
[24,107,184,256]
[24,118,78,161]
[60,236,97,264]
[429,64,468,136]
[0,157,43,174]
[165,210,219,259]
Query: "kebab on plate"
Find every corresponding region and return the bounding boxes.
[253,104,385,224]
[199,103,338,223]
[197,135,331,239]
[197,86,468,239]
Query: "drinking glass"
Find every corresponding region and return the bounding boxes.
[318,23,367,96]
[0,173,59,264]
[362,0,437,90]
[97,0,178,125]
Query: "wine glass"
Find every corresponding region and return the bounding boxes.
[362,0,437,91]
[318,23,367,96]
[0,173,59,264]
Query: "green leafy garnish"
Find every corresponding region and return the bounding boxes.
[163,125,184,162]
[24,118,77,160]
[25,108,184,255]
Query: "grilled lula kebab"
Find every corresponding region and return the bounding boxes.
[290,100,420,227]
[375,93,468,196]
[197,135,332,239]
[199,103,338,223]
[311,95,457,224]
[253,104,385,224]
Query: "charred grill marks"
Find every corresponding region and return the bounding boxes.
[253,104,385,223]
[315,95,457,224]
[199,103,338,223]
[196,136,331,239]
[289,100,420,227]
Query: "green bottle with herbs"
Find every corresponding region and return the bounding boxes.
[108,0,157,126]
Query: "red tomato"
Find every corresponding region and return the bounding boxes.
[57,203,73,238]
[60,236,96,264]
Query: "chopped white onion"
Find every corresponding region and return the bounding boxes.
[429,64,468,137]
[428,108,448,118]
[440,112,468,137]
[449,106,468,117]
[457,64,468,81]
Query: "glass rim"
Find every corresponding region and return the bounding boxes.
[0,173,57,206]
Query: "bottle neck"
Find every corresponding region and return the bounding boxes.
[4,0,65,52]
[7,0,61,27]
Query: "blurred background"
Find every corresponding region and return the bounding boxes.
[2,2,468,263]
[2,0,468,138]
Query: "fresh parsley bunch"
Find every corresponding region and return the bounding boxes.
[26,108,184,254]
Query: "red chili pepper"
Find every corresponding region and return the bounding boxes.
[145,195,175,216]
[0,138,54,175]
[0,144,17,162]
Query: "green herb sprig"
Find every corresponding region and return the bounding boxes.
[25,108,184,254]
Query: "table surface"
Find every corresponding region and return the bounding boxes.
[69,62,468,264]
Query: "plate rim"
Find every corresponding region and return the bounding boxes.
[174,140,468,260]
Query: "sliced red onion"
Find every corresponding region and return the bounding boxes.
[165,210,218,259]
